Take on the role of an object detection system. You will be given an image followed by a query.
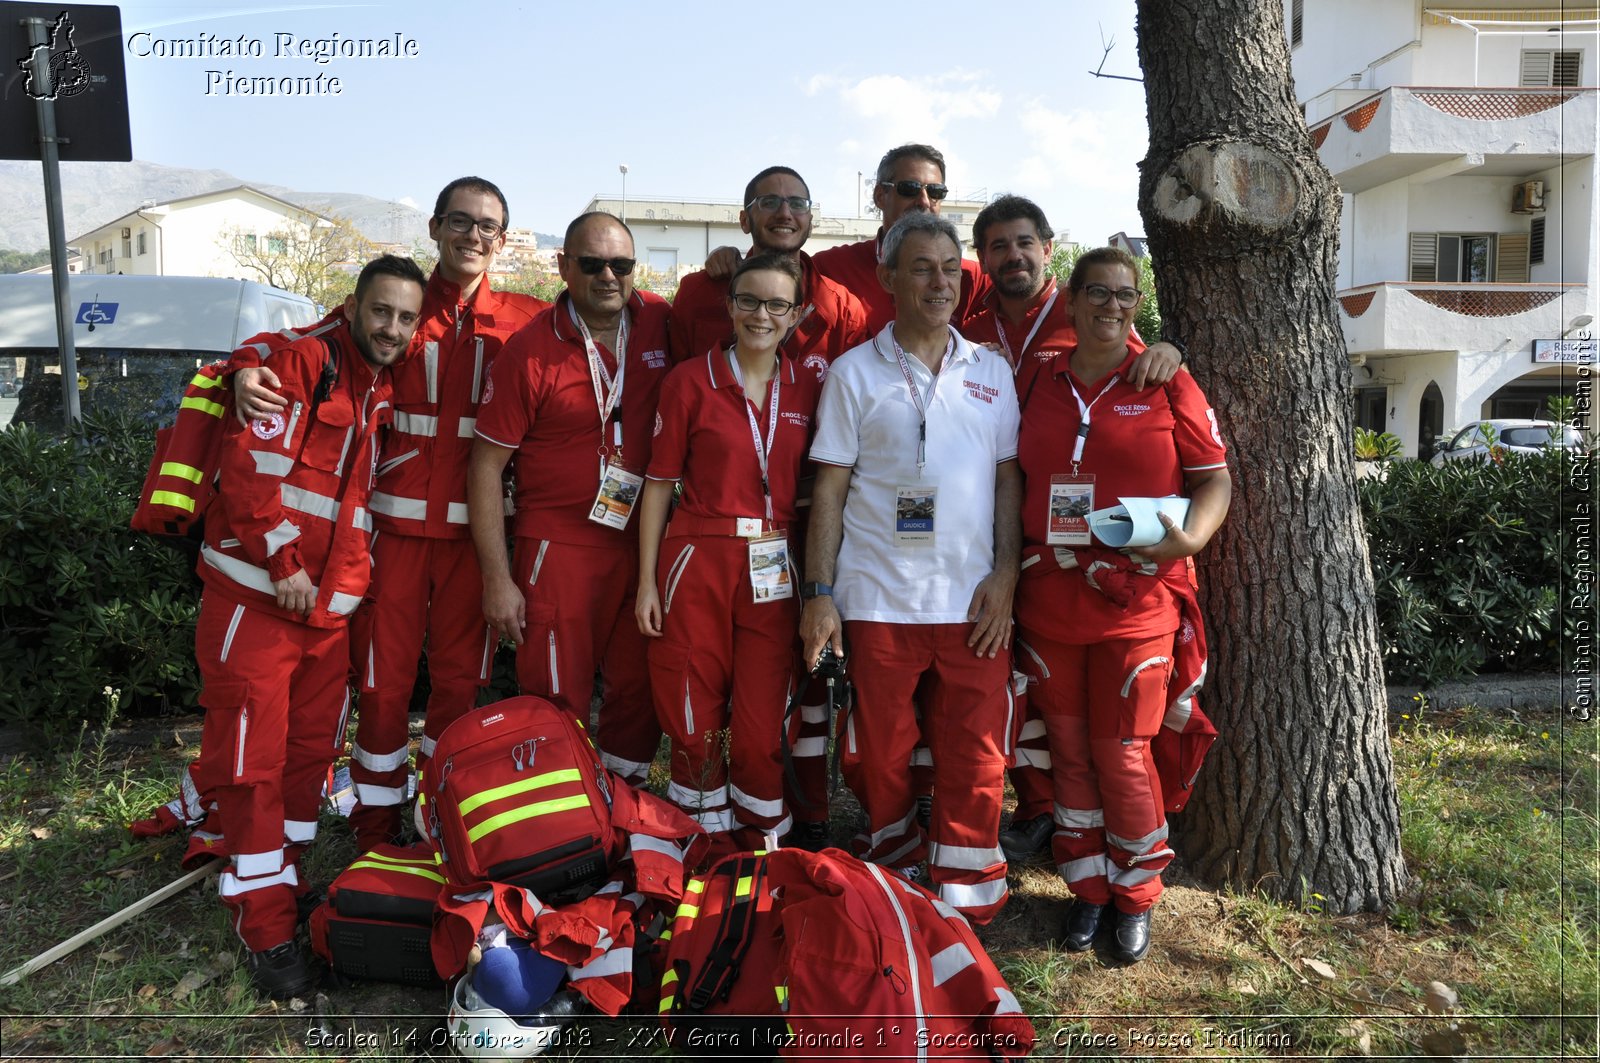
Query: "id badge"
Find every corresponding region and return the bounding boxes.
[747,533,793,603]
[588,462,643,530]
[894,483,937,546]
[1046,473,1094,546]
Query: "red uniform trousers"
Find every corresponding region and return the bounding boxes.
[841,620,1013,925]
[649,533,799,847]
[511,536,659,783]
[347,533,494,848]
[1008,642,1055,822]
[190,594,350,951]
[1014,626,1177,914]
[781,516,830,825]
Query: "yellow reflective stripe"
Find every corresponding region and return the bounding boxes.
[661,968,678,985]
[659,996,674,1013]
[149,490,196,512]
[159,461,205,484]
[458,767,582,817]
[775,985,788,1005]
[466,793,589,843]
[674,902,700,922]
[735,875,754,898]
[354,851,441,869]
[190,371,226,389]
[658,929,673,943]
[180,395,226,418]
[346,859,446,885]
[687,878,705,894]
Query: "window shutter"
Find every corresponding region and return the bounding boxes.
[1530,217,1546,265]
[1553,51,1581,88]
[1291,0,1304,46]
[1521,50,1553,87]
[1496,233,1530,283]
[1436,236,1462,283]
[1408,233,1438,282]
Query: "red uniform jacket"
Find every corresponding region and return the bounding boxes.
[811,230,990,334]
[199,321,392,628]
[667,251,869,370]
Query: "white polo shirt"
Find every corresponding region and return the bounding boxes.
[810,323,1020,623]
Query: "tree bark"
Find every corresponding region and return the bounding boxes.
[1136,0,1407,912]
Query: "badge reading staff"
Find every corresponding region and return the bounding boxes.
[1046,473,1095,546]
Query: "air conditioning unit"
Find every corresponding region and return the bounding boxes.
[1511,180,1546,214]
[120,226,131,238]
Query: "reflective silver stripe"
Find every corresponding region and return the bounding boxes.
[369,492,426,519]
[333,426,354,477]
[938,877,1009,912]
[220,603,246,663]
[284,819,317,844]
[865,863,928,1057]
[691,807,736,833]
[249,450,295,476]
[1059,854,1108,882]
[1054,805,1105,830]
[1018,718,1047,741]
[994,988,1023,1015]
[629,835,685,863]
[479,626,494,680]
[203,544,280,597]
[376,448,420,476]
[1016,638,1050,680]
[263,518,300,557]
[471,338,485,405]
[729,783,785,819]
[329,591,362,616]
[457,416,477,438]
[232,847,283,878]
[909,746,933,767]
[332,688,351,752]
[682,672,693,736]
[667,781,727,809]
[800,703,829,725]
[281,483,339,523]
[394,411,439,437]
[219,863,298,897]
[352,507,372,533]
[1107,822,1171,856]
[928,842,1005,871]
[878,833,922,867]
[1109,862,1166,888]
[446,502,470,524]
[365,640,376,688]
[791,736,828,757]
[179,771,205,821]
[419,734,437,758]
[1020,553,1040,570]
[424,340,439,403]
[354,782,406,806]
[1001,677,1015,756]
[929,942,976,987]
[352,742,410,773]
[663,544,694,614]
[529,540,550,585]
[1014,748,1052,769]
[284,402,303,449]
[548,631,561,695]
[568,946,631,981]
[600,750,651,782]
[1120,656,1172,698]
[868,807,919,849]
[236,705,249,777]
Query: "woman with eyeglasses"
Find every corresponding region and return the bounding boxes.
[634,253,823,853]
[1012,247,1231,964]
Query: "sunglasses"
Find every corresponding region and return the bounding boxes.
[879,179,949,201]
[574,256,637,276]
[746,194,814,214]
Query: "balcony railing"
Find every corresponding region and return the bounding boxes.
[1339,282,1572,319]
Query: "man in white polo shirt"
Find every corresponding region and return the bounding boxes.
[800,211,1020,925]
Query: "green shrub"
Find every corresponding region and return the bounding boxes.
[1358,447,1580,685]
[0,414,200,741]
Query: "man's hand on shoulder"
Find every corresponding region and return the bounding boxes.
[703,246,742,280]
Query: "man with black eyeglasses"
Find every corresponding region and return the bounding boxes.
[469,211,672,787]
[812,143,991,333]
[668,165,869,374]
[217,176,549,854]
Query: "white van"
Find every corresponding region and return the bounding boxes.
[0,275,320,429]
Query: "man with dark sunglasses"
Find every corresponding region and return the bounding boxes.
[469,211,672,787]
[811,144,991,333]
[668,165,869,375]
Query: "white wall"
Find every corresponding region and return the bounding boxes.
[1346,182,1409,283]
[1291,0,1419,114]
[160,198,321,279]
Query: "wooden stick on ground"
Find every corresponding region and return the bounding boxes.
[0,859,221,987]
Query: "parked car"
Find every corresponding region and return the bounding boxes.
[1430,418,1582,465]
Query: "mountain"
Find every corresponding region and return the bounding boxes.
[0,159,431,251]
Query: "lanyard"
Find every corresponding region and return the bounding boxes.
[886,327,955,475]
[994,284,1058,375]
[728,349,782,523]
[1064,370,1121,474]
[568,301,629,470]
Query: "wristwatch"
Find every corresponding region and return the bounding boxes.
[800,581,833,600]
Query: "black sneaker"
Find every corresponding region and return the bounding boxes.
[246,941,318,1000]
[786,821,830,852]
[999,815,1053,863]
[915,794,933,829]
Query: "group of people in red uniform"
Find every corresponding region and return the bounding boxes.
[166,145,1230,998]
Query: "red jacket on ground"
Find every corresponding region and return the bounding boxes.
[668,251,869,371]
[199,319,391,627]
[811,230,990,334]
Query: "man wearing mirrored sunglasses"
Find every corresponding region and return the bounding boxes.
[469,211,672,786]
[811,143,991,333]
[668,165,869,375]
[216,177,550,854]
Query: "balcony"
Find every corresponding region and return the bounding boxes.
[1337,281,1589,356]
[1309,86,1596,193]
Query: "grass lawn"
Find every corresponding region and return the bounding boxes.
[0,701,1593,1060]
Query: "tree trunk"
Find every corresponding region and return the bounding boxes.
[1135,0,1407,913]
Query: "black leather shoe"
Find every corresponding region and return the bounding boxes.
[1110,908,1152,963]
[246,941,318,1000]
[1059,899,1108,952]
[999,815,1053,863]
[785,821,830,852]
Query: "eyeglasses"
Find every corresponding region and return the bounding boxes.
[1081,284,1143,308]
[879,179,949,201]
[730,293,797,316]
[746,194,814,214]
[575,256,637,276]
[439,211,505,239]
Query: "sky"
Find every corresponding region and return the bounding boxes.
[95,0,1155,245]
